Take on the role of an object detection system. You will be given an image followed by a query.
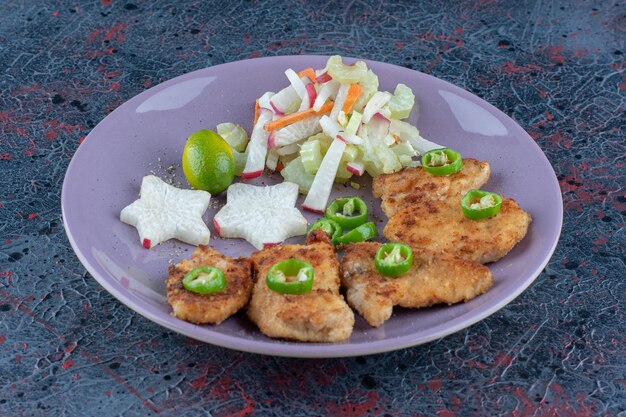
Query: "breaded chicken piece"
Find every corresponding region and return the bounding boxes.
[166,246,253,324]
[341,242,493,327]
[247,230,354,342]
[372,159,491,217]
[384,197,532,264]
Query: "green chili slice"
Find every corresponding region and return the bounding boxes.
[421,148,463,176]
[266,259,314,295]
[307,218,342,244]
[334,221,379,245]
[325,196,369,230]
[375,243,413,277]
[182,266,226,295]
[461,189,503,220]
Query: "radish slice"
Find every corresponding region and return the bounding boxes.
[258,92,275,111]
[275,143,301,156]
[267,131,276,149]
[366,112,391,140]
[266,149,279,171]
[285,69,307,98]
[313,80,339,111]
[285,69,310,111]
[305,83,317,108]
[273,115,323,147]
[346,161,365,176]
[319,115,363,145]
[362,91,392,123]
[214,182,307,249]
[242,108,273,179]
[315,71,332,84]
[271,85,300,114]
[120,175,211,248]
[330,83,350,121]
[302,138,347,212]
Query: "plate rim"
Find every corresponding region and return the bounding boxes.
[61,54,563,358]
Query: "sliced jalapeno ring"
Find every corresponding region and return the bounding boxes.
[266,259,314,294]
[307,218,343,244]
[375,243,413,277]
[421,148,463,176]
[334,221,379,245]
[325,196,369,230]
[461,189,503,220]
[182,266,227,295]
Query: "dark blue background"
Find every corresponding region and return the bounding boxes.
[1,1,624,415]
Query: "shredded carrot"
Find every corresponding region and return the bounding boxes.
[264,101,334,131]
[341,84,363,114]
[392,134,400,144]
[253,100,260,125]
[276,163,284,171]
[297,67,317,83]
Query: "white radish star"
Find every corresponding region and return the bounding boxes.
[120,175,211,249]
[213,182,308,250]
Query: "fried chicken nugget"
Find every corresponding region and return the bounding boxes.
[341,242,493,327]
[372,158,491,217]
[167,246,253,324]
[247,230,354,342]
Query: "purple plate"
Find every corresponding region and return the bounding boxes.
[62,56,562,357]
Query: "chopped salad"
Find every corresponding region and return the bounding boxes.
[232,55,442,212]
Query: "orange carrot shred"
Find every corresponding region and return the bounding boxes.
[342,84,363,114]
[253,100,260,125]
[298,67,317,83]
[264,101,334,132]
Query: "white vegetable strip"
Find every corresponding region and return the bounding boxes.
[305,83,317,108]
[330,83,350,121]
[270,85,300,114]
[273,115,323,147]
[285,69,310,112]
[275,143,301,156]
[266,149,279,171]
[258,91,275,111]
[319,115,363,145]
[313,80,339,111]
[302,138,347,212]
[346,161,365,176]
[315,70,332,84]
[362,91,392,123]
[365,112,390,140]
[242,108,273,179]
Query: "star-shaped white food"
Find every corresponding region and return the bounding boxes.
[213,182,308,250]
[120,175,211,249]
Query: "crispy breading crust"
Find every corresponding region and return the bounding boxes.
[247,230,354,342]
[372,158,491,217]
[383,196,532,264]
[166,246,253,325]
[341,242,493,327]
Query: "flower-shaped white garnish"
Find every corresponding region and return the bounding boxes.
[213,182,308,249]
[120,175,211,249]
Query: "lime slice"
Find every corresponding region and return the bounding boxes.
[182,129,235,195]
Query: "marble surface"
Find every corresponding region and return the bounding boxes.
[0,0,624,415]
